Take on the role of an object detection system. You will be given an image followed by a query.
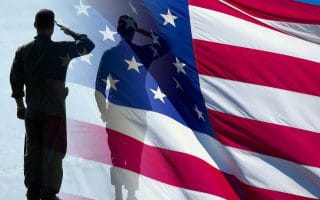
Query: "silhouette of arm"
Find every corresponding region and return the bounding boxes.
[10,47,26,119]
[135,30,169,68]
[56,23,95,59]
[63,32,95,60]
[10,47,25,100]
[95,51,110,122]
[149,32,169,59]
[137,29,169,57]
[130,32,169,70]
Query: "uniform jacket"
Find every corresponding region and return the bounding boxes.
[10,33,95,116]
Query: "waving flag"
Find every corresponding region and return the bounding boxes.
[1,0,320,199]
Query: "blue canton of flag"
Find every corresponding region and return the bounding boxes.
[296,0,320,5]
[69,0,214,135]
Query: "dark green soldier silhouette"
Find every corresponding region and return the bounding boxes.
[10,9,95,200]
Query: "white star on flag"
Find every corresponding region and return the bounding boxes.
[74,0,91,16]
[173,78,183,91]
[100,25,117,42]
[194,105,205,121]
[80,53,93,65]
[150,46,160,58]
[103,75,119,91]
[79,48,93,65]
[150,87,166,104]
[173,57,186,74]
[151,30,160,45]
[125,56,143,73]
[69,59,78,70]
[160,9,178,27]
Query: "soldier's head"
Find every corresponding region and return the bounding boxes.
[117,15,137,42]
[34,9,55,36]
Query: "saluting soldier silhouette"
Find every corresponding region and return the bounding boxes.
[95,15,168,200]
[10,9,95,200]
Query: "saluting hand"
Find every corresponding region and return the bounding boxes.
[136,28,152,38]
[55,21,76,37]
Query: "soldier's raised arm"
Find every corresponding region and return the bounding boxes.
[56,22,95,59]
[95,50,111,123]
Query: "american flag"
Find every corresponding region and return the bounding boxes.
[1,0,320,199]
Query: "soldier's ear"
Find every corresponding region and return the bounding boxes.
[34,22,37,29]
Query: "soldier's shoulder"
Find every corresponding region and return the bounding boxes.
[16,40,34,53]
[52,40,75,46]
[52,40,68,45]
[102,48,115,57]
[102,44,124,57]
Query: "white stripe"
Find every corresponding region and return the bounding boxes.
[61,155,225,200]
[104,104,320,198]
[66,82,220,170]
[66,83,105,127]
[263,20,320,44]
[199,76,320,133]
[189,5,320,63]
[216,0,320,44]
[66,83,320,198]
[197,133,320,198]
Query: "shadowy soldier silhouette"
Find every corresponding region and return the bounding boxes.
[95,15,168,200]
[10,9,95,200]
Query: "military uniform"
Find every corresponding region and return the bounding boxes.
[10,33,95,199]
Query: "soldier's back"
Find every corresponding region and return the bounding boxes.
[18,36,74,115]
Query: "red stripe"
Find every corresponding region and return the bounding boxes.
[224,0,320,24]
[194,39,320,97]
[208,110,320,168]
[189,0,278,31]
[67,120,240,200]
[66,120,315,200]
[190,0,320,24]
[67,121,111,164]
[224,175,317,200]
